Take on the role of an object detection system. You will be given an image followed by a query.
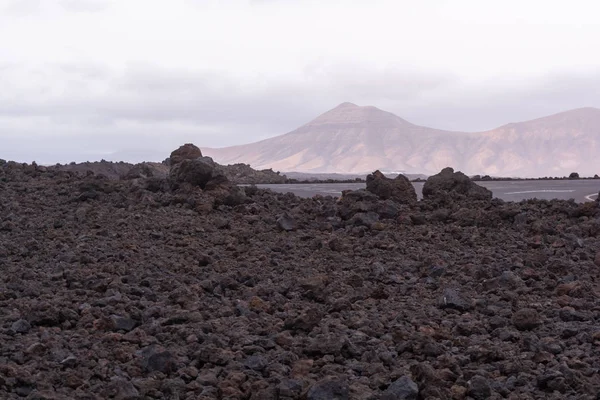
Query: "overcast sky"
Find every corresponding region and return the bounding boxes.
[1,0,600,163]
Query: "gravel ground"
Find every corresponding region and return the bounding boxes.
[2,160,600,399]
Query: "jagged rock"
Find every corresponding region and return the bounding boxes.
[423,167,492,201]
[381,376,419,400]
[468,375,492,399]
[337,190,379,220]
[512,308,542,331]
[439,288,472,311]
[122,163,167,180]
[366,170,417,204]
[277,213,297,231]
[169,143,203,166]
[169,156,227,189]
[307,377,349,400]
[11,319,31,334]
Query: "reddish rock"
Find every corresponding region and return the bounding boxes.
[169,143,203,166]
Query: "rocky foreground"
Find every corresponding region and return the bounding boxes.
[2,146,600,399]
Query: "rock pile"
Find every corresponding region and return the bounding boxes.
[423,167,493,202]
[1,152,600,399]
[50,144,286,185]
[366,170,417,205]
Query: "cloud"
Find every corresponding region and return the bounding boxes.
[2,0,41,16]
[1,59,599,164]
[59,0,110,12]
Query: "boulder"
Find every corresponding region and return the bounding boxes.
[122,162,168,180]
[422,167,492,202]
[366,170,417,204]
[169,143,203,166]
[337,190,379,220]
[169,157,225,189]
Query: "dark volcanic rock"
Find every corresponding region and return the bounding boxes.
[366,170,417,204]
[512,308,542,331]
[423,167,492,201]
[277,213,297,231]
[169,143,203,166]
[307,377,349,400]
[169,156,224,189]
[439,288,473,311]
[2,155,600,398]
[10,319,31,334]
[381,376,419,400]
[468,375,492,399]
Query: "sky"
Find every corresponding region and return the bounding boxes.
[1,0,600,163]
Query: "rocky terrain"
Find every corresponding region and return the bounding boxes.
[46,148,286,185]
[2,147,600,399]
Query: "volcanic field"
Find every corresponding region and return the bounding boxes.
[2,144,600,399]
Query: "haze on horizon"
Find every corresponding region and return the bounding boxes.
[1,0,600,166]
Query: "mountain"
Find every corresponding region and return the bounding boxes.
[203,103,600,177]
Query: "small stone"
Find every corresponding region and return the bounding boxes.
[451,385,468,399]
[109,376,140,400]
[248,296,269,313]
[439,288,472,311]
[277,213,297,231]
[307,377,349,400]
[146,350,176,374]
[594,252,600,267]
[277,379,303,398]
[25,342,46,355]
[60,356,78,369]
[110,315,137,332]
[381,375,419,400]
[512,308,542,331]
[244,354,268,371]
[468,375,491,399]
[11,319,31,334]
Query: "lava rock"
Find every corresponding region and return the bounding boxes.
[381,375,419,400]
[277,213,297,231]
[468,375,492,399]
[169,156,226,189]
[366,170,417,205]
[307,377,349,400]
[169,143,203,166]
[439,288,473,311]
[11,319,31,334]
[423,167,492,202]
[512,308,542,330]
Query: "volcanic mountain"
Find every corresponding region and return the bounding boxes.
[203,102,600,177]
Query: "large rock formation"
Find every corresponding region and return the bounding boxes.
[169,156,224,189]
[423,167,492,201]
[366,170,417,204]
[169,143,203,166]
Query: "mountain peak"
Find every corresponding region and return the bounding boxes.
[307,102,410,127]
[335,102,359,108]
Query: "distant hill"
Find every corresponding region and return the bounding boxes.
[203,103,600,177]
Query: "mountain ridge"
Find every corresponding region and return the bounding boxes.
[203,104,600,177]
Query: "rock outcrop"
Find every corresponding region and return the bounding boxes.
[366,170,417,204]
[168,143,203,166]
[423,167,493,202]
[169,156,225,189]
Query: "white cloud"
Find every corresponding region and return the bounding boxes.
[1,0,600,163]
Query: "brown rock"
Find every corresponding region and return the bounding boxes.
[512,308,542,331]
[594,251,600,267]
[423,167,492,202]
[169,143,202,166]
[366,170,417,204]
